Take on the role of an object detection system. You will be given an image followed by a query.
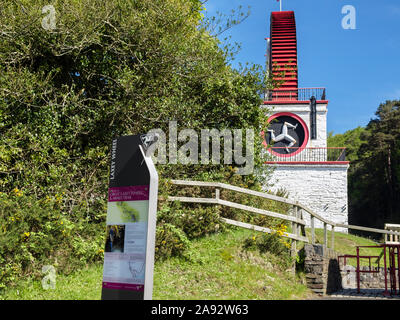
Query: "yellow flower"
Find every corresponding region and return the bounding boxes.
[161,240,166,244]
[13,188,23,197]
[23,232,30,238]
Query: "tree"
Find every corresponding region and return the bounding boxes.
[327,126,366,163]
[0,0,267,207]
[0,0,270,285]
[348,100,400,233]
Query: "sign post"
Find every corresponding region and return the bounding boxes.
[101,134,158,300]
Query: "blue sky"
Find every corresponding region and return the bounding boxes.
[204,0,400,134]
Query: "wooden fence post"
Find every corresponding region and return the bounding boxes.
[290,206,298,258]
[311,216,315,245]
[331,225,335,250]
[323,222,328,248]
[215,188,220,201]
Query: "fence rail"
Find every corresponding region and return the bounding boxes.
[167,180,400,253]
[384,224,400,244]
[266,147,347,162]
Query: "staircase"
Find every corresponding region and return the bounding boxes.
[269,11,298,100]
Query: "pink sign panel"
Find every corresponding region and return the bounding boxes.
[108,185,149,202]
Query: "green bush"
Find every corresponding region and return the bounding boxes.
[0,190,104,289]
[157,202,223,240]
[0,0,270,288]
[155,223,191,261]
[242,231,292,269]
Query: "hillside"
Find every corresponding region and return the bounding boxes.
[0,227,381,300]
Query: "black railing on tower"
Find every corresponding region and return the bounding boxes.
[265,147,347,162]
[265,87,327,102]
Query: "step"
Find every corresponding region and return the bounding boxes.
[272,62,297,66]
[272,46,297,53]
[271,43,297,46]
[273,28,296,31]
[272,52,297,55]
[272,65,298,69]
[271,44,296,48]
[272,72,297,76]
[272,50,297,53]
[272,32,296,35]
[272,55,297,59]
[272,59,297,63]
[276,87,298,90]
[272,50,297,54]
[272,33,296,37]
[272,36,297,40]
[272,29,295,32]
[272,69,298,73]
[272,57,297,61]
[272,39,297,43]
[273,76,298,80]
[273,77,298,81]
[272,65,297,69]
[273,88,298,91]
[272,89,298,93]
[272,30,296,33]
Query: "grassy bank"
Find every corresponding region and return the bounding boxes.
[306,229,382,267]
[153,228,311,300]
[0,228,312,300]
[0,228,383,300]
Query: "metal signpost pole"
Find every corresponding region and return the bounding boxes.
[140,144,159,300]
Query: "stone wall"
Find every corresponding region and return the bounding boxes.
[303,244,342,295]
[303,244,389,295]
[266,163,349,232]
[340,265,388,290]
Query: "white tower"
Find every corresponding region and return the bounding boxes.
[263,11,349,232]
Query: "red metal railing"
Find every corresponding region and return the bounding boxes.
[264,87,326,102]
[339,244,400,296]
[265,147,346,162]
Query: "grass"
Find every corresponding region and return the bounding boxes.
[304,228,385,267]
[0,227,388,300]
[0,228,312,300]
[0,264,103,300]
[153,228,311,300]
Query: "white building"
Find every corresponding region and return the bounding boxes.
[262,11,349,231]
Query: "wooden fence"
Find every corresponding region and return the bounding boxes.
[384,224,400,244]
[167,180,400,254]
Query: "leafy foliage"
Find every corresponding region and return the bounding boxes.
[0,190,104,289]
[155,223,191,261]
[0,0,274,288]
[329,100,400,236]
[327,126,366,163]
[242,228,292,269]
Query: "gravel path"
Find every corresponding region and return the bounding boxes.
[312,288,400,300]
